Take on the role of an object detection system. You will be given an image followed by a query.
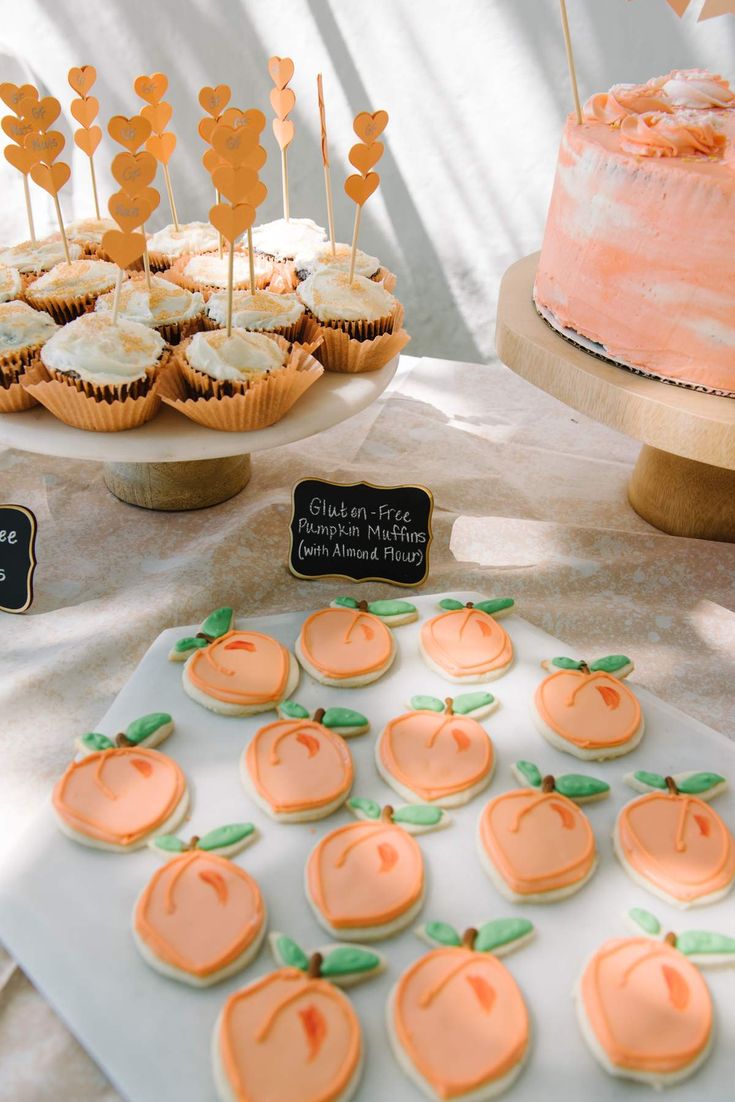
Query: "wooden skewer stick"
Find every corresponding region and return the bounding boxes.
[89,155,101,220]
[162,163,180,230]
[348,204,362,285]
[141,225,152,291]
[226,239,235,338]
[247,226,255,295]
[51,193,71,263]
[317,74,336,257]
[559,0,583,125]
[216,189,223,258]
[281,147,290,222]
[22,174,36,242]
[111,267,123,325]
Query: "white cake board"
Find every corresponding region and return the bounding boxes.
[1,591,734,1102]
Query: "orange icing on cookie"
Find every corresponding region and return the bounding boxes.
[617,792,735,903]
[393,947,529,1098]
[421,609,512,678]
[245,719,353,814]
[379,711,494,801]
[52,748,185,846]
[299,607,393,679]
[580,937,712,1074]
[134,850,264,977]
[188,630,290,705]
[535,669,641,749]
[306,820,423,930]
[478,788,595,895]
[219,968,361,1102]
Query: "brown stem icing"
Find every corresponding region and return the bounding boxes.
[444,697,454,716]
[541,775,556,793]
[381,804,394,822]
[665,775,680,796]
[664,931,678,947]
[313,708,326,725]
[462,927,477,949]
[307,951,323,978]
[115,733,133,747]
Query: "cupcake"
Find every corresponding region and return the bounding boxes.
[0,264,23,304]
[204,289,304,342]
[22,313,167,431]
[24,259,119,325]
[147,221,221,271]
[95,274,205,344]
[0,235,83,285]
[0,301,58,412]
[160,327,323,431]
[293,241,396,291]
[65,218,119,260]
[251,217,326,293]
[298,268,410,373]
[164,251,273,298]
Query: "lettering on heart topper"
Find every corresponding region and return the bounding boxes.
[68,65,102,219]
[2,83,40,240]
[344,108,388,283]
[134,71,179,230]
[24,92,73,262]
[268,55,295,221]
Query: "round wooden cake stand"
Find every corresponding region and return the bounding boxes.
[0,356,400,511]
[496,254,735,542]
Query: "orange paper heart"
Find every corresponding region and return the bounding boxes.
[138,185,160,216]
[353,110,389,144]
[71,96,99,128]
[30,160,70,196]
[142,102,172,135]
[74,126,102,157]
[199,84,231,117]
[24,130,65,162]
[241,145,267,172]
[111,150,158,191]
[202,147,221,174]
[108,190,154,232]
[101,229,146,269]
[4,144,38,174]
[268,56,294,89]
[134,72,168,104]
[272,117,295,150]
[2,116,33,144]
[243,179,267,209]
[220,107,266,134]
[349,141,384,174]
[18,96,60,130]
[209,201,255,242]
[211,125,257,166]
[146,131,176,164]
[0,83,37,111]
[68,65,96,96]
[108,114,152,153]
[344,171,380,206]
[211,165,259,204]
[270,87,295,119]
[198,116,216,144]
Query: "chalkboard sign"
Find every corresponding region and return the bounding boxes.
[289,479,433,587]
[0,505,37,613]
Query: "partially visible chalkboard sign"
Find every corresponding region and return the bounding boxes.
[289,479,433,587]
[0,505,37,613]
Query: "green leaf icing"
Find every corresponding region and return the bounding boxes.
[323,707,368,730]
[676,773,726,795]
[275,935,309,971]
[590,655,631,673]
[551,657,584,670]
[410,695,445,713]
[629,908,661,935]
[439,598,465,611]
[515,761,542,788]
[554,774,609,799]
[453,692,494,715]
[475,918,533,954]
[475,599,514,616]
[367,599,416,617]
[200,606,233,638]
[334,597,359,609]
[280,700,311,720]
[392,805,443,827]
[173,636,208,654]
[424,922,461,947]
[320,946,381,977]
[79,732,114,752]
[197,823,255,851]
[125,712,171,744]
[153,834,186,853]
[676,931,735,957]
[634,771,668,790]
[348,797,381,819]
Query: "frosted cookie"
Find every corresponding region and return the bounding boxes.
[420,598,515,683]
[74,711,174,755]
[388,917,533,1101]
[241,700,369,822]
[533,654,644,760]
[134,822,266,987]
[476,761,609,904]
[169,606,298,716]
[576,906,735,1089]
[376,692,498,808]
[295,598,417,688]
[305,798,448,942]
[614,769,734,908]
[212,931,383,1102]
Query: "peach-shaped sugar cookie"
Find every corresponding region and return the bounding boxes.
[170,606,298,716]
[477,761,608,904]
[295,597,416,688]
[389,917,533,1101]
[614,770,734,909]
[576,906,735,1088]
[376,692,498,808]
[305,799,449,941]
[420,598,515,683]
[242,700,369,823]
[134,821,266,986]
[533,654,644,760]
[212,931,384,1102]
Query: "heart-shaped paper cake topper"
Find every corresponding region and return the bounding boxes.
[0,83,37,111]
[2,116,34,144]
[211,124,258,166]
[68,66,102,218]
[3,82,41,242]
[211,165,259,205]
[101,229,147,270]
[134,72,179,231]
[141,101,173,135]
[220,107,266,134]
[4,143,38,174]
[111,150,158,191]
[108,115,152,153]
[30,134,73,261]
[68,65,96,96]
[202,147,220,175]
[134,72,168,104]
[30,161,70,195]
[24,129,65,163]
[18,95,60,131]
[209,201,256,242]
[74,126,102,157]
[70,97,99,128]
[344,172,380,206]
[108,111,161,295]
[353,110,389,144]
[268,54,295,219]
[108,191,155,232]
[199,84,231,117]
[146,131,176,164]
[344,106,388,282]
[349,141,383,174]
[268,56,294,89]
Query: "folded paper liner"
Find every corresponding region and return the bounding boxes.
[300,302,410,373]
[0,345,42,412]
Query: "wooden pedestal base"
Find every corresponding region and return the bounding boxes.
[103,455,252,511]
[628,446,735,542]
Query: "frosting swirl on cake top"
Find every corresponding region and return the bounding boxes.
[0,236,82,274]
[148,221,220,257]
[182,252,273,289]
[206,290,304,330]
[251,217,326,260]
[65,218,118,245]
[619,112,726,158]
[293,241,381,280]
[186,328,286,381]
[0,264,22,303]
[41,313,165,385]
[0,301,58,353]
[95,275,204,326]
[27,259,119,296]
[297,269,395,323]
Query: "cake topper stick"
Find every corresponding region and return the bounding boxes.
[345,109,388,283]
[199,86,232,260]
[558,0,583,125]
[317,73,336,258]
[2,84,40,241]
[24,95,71,262]
[268,56,295,222]
[135,72,180,231]
[68,65,102,219]
[104,113,157,315]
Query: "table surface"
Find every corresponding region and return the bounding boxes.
[1,351,734,1101]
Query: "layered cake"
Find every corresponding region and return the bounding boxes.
[534,70,735,396]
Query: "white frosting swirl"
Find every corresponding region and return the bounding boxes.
[206,290,304,331]
[0,301,58,353]
[95,275,204,326]
[182,252,273,289]
[0,236,82,274]
[0,264,22,303]
[65,218,118,245]
[148,221,220,258]
[186,328,286,381]
[41,313,165,386]
[293,241,381,280]
[27,259,119,297]
[297,268,395,323]
[251,217,326,260]
[662,70,735,109]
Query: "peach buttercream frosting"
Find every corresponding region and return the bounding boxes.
[619,112,726,158]
[206,289,304,330]
[0,301,58,353]
[0,264,22,303]
[95,275,204,326]
[185,329,286,382]
[148,221,220,257]
[251,216,326,260]
[0,236,82,274]
[27,259,119,297]
[181,252,273,289]
[41,313,165,386]
[297,269,395,323]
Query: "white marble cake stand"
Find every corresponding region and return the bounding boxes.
[0,356,400,511]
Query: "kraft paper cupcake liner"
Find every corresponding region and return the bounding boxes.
[0,345,43,411]
[163,253,272,299]
[300,312,410,374]
[22,286,106,326]
[159,335,323,431]
[374,267,397,293]
[265,260,299,294]
[201,314,303,344]
[155,314,206,347]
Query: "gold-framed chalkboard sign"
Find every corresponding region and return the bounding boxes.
[289,478,433,588]
[0,504,37,614]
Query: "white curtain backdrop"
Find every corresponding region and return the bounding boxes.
[0,0,732,361]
